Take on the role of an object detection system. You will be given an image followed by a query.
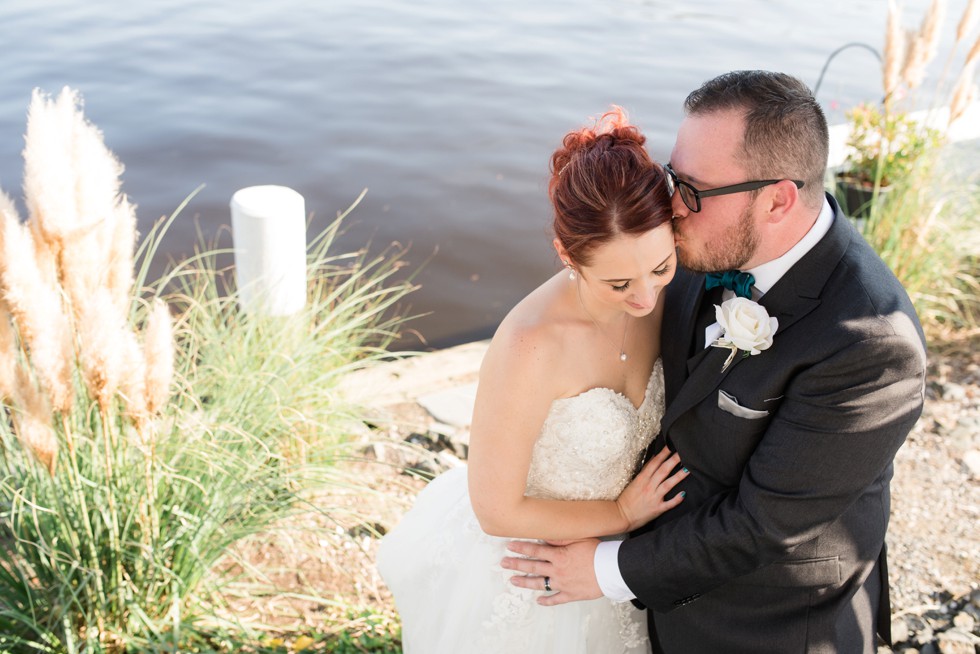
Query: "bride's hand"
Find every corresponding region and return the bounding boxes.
[616,448,688,531]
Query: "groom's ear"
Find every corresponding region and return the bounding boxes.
[763,179,800,224]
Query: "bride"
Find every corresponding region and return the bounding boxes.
[377,107,685,653]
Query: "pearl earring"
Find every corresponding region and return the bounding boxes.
[564,261,576,280]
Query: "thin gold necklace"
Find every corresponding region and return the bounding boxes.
[576,283,630,362]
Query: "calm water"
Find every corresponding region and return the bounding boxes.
[0,0,967,348]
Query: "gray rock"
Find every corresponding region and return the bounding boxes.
[404,457,440,478]
[372,439,431,468]
[947,429,975,454]
[904,613,936,646]
[936,629,977,654]
[920,641,939,654]
[941,383,968,402]
[951,611,976,631]
[908,615,931,632]
[893,616,912,644]
[961,450,980,480]
[416,382,478,429]
[427,421,457,439]
[429,421,470,459]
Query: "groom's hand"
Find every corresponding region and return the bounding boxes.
[502,538,603,606]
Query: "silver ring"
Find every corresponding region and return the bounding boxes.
[544,576,552,592]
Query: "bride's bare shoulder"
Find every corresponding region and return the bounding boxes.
[481,274,574,378]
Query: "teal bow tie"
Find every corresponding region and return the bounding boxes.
[705,270,755,299]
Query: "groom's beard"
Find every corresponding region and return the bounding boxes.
[675,201,760,273]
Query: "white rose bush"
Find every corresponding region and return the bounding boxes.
[712,297,779,372]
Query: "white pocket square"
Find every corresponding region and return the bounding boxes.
[718,390,770,420]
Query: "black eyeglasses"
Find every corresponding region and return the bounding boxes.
[664,163,804,213]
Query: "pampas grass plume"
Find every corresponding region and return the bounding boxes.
[107,197,137,316]
[901,30,930,89]
[65,94,126,305]
[27,218,60,288]
[957,0,980,42]
[23,88,79,245]
[966,32,980,68]
[12,367,57,474]
[119,326,147,422]
[898,1,947,91]
[919,0,947,61]
[24,87,133,317]
[948,73,978,125]
[143,298,174,415]
[951,36,980,127]
[884,0,906,99]
[78,288,127,412]
[0,192,74,413]
[0,302,18,401]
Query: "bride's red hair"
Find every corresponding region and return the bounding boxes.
[549,106,671,265]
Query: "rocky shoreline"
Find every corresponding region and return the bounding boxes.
[882,343,980,653]
[888,588,980,654]
[339,338,979,652]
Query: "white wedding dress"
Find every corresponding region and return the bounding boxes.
[377,359,664,654]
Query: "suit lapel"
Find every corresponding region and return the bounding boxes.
[661,270,706,409]
[662,337,743,432]
[676,272,705,360]
[662,194,853,435]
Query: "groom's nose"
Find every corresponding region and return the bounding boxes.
[670,192,690,220]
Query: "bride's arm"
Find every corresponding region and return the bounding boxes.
[467,319,685,541]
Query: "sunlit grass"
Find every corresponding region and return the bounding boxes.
[846,145,980,338]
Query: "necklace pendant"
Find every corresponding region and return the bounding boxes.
[620,352,628,362]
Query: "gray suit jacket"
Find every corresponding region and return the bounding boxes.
[620,195,927,654]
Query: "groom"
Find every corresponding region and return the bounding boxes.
[504,70,927,653]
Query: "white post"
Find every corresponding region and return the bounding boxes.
[230,185,307,316]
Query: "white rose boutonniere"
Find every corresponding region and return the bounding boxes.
[711,297,778,372]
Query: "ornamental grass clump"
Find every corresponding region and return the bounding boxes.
[0,89,416,653]
[826,0,980,335]
[860,0,980,335]
[834,0,978,199]
[861,156,980,336]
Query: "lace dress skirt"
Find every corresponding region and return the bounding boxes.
[376,466,650,654]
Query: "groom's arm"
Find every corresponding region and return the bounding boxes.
[618,328,926,612]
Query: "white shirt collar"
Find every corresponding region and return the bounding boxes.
[745,198,835,296]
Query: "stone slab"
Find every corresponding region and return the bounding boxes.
[417,382,479,429]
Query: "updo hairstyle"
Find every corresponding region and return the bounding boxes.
[549,106,671,267]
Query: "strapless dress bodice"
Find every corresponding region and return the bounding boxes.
[525,358,665,501]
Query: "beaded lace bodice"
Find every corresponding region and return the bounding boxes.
[524,358,664,501]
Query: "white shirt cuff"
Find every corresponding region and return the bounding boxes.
[594,540,636,601]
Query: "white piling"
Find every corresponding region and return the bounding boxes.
[230,185,307,316]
